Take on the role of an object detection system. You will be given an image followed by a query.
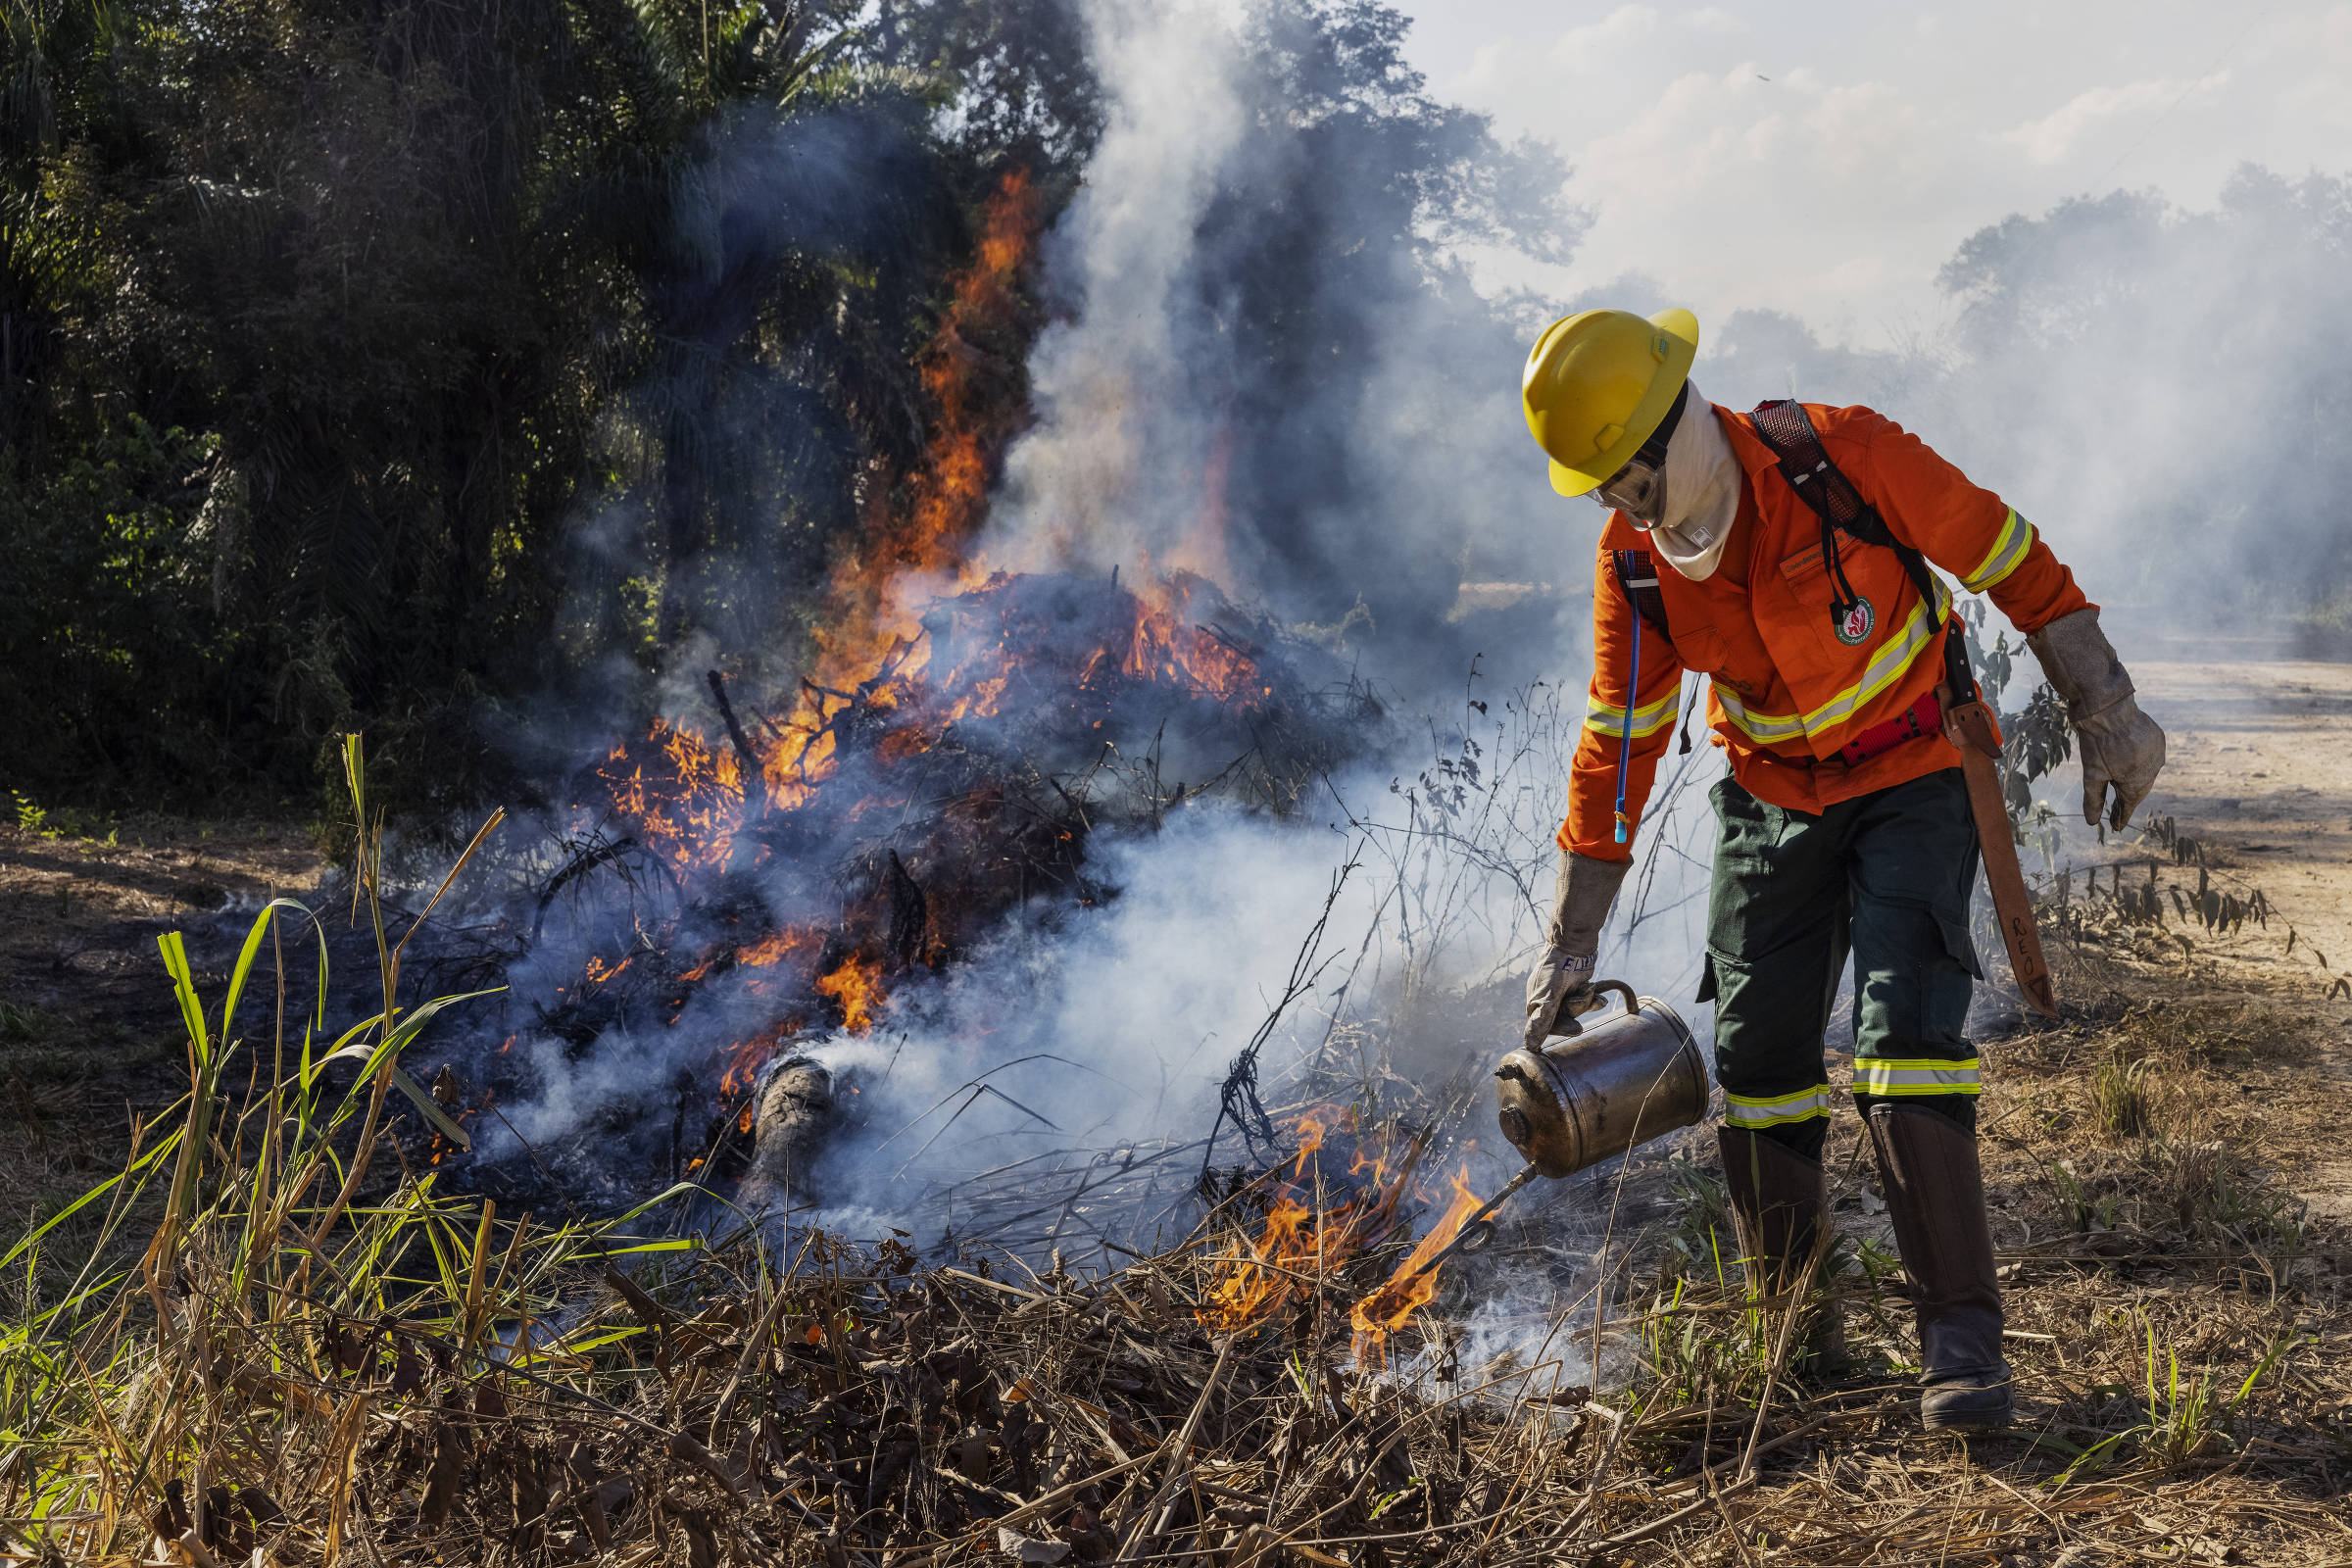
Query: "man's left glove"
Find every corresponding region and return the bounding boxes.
[2027,607,2166,830]
[1524,851,1632,1048]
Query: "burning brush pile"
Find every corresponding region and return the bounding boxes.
[416,171,1386,1214]
[446,564,1379,1210]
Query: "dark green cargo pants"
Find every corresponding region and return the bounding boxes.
[1696,766,1984,1161]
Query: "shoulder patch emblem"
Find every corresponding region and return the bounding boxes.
[1835,597,1876,646]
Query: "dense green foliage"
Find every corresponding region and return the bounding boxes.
[0,0,1096,812]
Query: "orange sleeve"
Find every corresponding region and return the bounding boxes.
[1838,407,2092,635]
[1562,536,1687,861]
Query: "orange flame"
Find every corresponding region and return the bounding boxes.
[739,926,818,968]
[1348,1163,1485,1365]
[815,955,884,1033]
[594,719,749,875]
[802,169,1043,710]
[719,1016,806,1097]
[1196,1109,1420,1338]
[1292,1105,1334,1178]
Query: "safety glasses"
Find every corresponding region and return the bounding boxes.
[1593,458,1664,525]
[1589,381,1688,527]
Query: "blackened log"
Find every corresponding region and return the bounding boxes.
[707,669,768,810]
[887,851,928,970]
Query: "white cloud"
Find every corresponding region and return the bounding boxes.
[1542,4,1662,69]
[2000,74,2228,166]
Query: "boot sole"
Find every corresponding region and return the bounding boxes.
[1921,1405,2015,1433]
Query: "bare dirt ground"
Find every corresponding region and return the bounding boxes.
[2070,659,2352,1226]
[0,815,327,1227]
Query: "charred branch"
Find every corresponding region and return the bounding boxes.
[704,669,766,811]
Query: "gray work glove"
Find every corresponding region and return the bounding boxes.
[2027,607,2166,830]
[1524,851,1632,1048]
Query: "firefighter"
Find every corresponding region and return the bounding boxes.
[1518,308,2164,1431]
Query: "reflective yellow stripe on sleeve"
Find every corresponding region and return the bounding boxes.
[1712,688,1807,745]
[1962,509,2034,594]
[1796,580,1948,736]
[1852,1056,1982,1098]
[1586,689,1679,740]
[1725,1083,1835,1128]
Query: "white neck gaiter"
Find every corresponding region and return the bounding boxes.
[1648,385,1741,581]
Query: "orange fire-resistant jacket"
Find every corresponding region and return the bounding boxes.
[1561,401,2091,862]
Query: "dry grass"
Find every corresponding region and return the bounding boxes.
[4,758,2351,1566]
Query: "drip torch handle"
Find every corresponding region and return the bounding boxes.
[1556,979,1641,1037]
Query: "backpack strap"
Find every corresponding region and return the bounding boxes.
[1608,548,1693,760]
[1747,399,1975,698]
[1610,548,1671,640]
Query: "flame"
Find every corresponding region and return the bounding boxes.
[719,1016,805,1097]
[594,719,749,875]
[583,955,632,984]
[1348,1163,1485,1365]
[1292,1105,1334,1178]
[801,169,1043,711]
[815,955,884,1033]
[739,926,817,968]
[1195,1109,1418,1338]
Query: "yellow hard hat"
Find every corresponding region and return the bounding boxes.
[1521,307,1700,497]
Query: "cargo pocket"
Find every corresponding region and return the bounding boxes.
[1669,622,1727,676]
[1934,907,1984,981]
[1695,951,1719,1004]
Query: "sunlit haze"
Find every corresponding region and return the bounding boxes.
[1394,1,2351,345]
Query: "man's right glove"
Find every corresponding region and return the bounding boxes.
[2026,607,2167,830]
[1524,850,1632,1048]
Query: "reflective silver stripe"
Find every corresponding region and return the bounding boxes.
[1586,690,1678,739]
[1725,1084,1834,1127]
[1962,509,2034,594]
[1714,686,1807,745]
[1853,1056,1982,1097]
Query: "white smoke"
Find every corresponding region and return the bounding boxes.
[772,0,1710,1268]
[988,0,1250,576]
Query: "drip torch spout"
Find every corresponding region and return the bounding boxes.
[1386,1161,1542,1290]
[1365,984,1708,1311]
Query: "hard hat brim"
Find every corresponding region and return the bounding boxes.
[1549,459,1602,498]
[1541,307,1701,496]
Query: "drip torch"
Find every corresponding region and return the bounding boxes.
[1400,982,1707,1283]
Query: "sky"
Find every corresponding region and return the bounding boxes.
[1391,1,2352,348]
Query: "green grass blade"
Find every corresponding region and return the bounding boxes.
[218,897,329,1050]
[156,930,209,1064]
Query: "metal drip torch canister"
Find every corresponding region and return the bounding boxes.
[1493,981,1707,1179]
[1392,983,1710,1283]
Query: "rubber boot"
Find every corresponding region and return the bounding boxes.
[1717,1126,1849,1376]
[1865,1103,2013,1431]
